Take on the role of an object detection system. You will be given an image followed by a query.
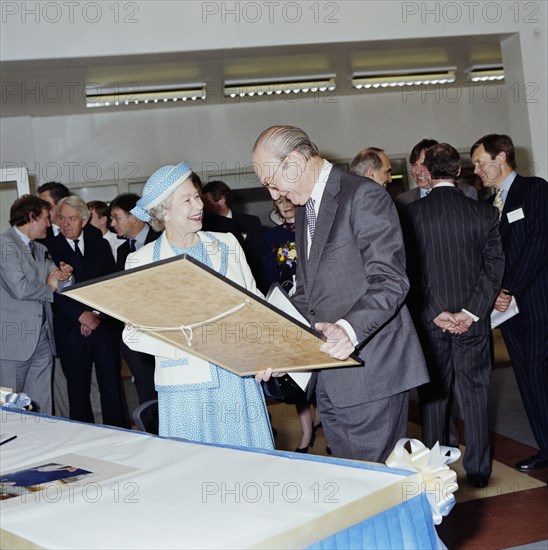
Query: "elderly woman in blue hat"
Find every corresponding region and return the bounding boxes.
[122,162,274,449]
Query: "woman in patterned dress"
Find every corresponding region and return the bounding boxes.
[122,162,274,450]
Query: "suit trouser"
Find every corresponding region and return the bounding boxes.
[120,341,157,405]
[418,325,491,476]
[0,323,53,414]
[315,373,409,463]
[57,324,128,428]
[501,315,548,455]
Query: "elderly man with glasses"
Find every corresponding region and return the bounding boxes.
[45,195,128,428]
[252,125,428,463]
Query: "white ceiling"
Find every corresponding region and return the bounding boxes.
[0,34,505,117]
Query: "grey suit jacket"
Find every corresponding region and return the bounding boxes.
[395,182,477,208]
[0,227,57,361]
[292,166,428,408]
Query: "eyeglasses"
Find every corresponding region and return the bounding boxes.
[58,215,82,223]
[262,156,287,189]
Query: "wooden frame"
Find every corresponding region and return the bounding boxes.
[63,255,361,376]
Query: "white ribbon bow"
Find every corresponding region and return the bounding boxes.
[386,438,460,525]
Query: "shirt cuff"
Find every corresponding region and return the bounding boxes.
[335,319,359,347]
[461,309,479,322]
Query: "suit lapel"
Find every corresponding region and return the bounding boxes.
[499,175,523,238]
[305,167,341,289]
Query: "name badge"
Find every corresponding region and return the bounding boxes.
[507,208,525,223]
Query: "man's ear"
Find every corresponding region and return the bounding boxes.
[365,168,374,179]
[496,151,507,166]
[456,166,462,177]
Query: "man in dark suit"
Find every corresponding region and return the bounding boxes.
[395,139,477,208]
[46,195,127,427]
[201,180,264,287]
[403,144,504,488]
[36,182,71,240]
[252,125,429,462]
[109,193,160,404]
[0,196,73,414]
[471,133,548,472]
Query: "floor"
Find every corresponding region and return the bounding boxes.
[118,329,547,549]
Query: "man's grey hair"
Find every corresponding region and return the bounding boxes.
[57,195,90,220]
[350,147,385,177]
[253,125,320,161]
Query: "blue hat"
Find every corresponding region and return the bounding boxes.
[131,162,193,222]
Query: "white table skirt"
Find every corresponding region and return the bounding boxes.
[0,408,439,549]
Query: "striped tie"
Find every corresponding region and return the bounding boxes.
[306,198,317,239]
[493,188,504,220]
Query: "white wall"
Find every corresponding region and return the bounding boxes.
[1,85,510,187]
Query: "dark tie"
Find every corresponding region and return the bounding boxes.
[28,241,36,259]
[129,238,137,252]
[306,198,317,239]
[73,239,83,257]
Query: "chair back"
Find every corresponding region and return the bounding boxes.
[132,399,159,434]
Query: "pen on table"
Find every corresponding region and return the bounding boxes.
[0,435,17,446]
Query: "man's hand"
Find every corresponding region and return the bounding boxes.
[454,311,473,332]
[80,325,93,337]
[58,261,73,281]
[316,322,355,361]
[433,311,460,333]
[78,311,101,332]
[46,268,63,291]
[494,290,512,312]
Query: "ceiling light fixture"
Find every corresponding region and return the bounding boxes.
[352,67,456,89]
[465,65,504,82]
[224,76,336,98]
[85,84,207,108]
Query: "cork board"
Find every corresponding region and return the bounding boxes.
[63,255,361,376]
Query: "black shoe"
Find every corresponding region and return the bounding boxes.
[466,473,489,488]
[295,446,309,453]
[516,453,548,471]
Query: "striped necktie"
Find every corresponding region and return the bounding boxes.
[306,198,317,239]
[493,188,504,220]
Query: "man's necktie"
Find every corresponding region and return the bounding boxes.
[493,187,504,220]
[73,239,83,257]
[28,241,36,259]
[129,238,137,252]
[306,198,317,239]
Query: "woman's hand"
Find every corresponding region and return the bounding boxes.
[254,368,286,383]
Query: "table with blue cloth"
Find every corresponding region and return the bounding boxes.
[0,407,445,549]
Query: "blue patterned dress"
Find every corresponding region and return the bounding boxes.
[152,233,274,450]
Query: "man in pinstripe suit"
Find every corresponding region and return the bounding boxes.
[403,143,504,488]
[471,134,548,472]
